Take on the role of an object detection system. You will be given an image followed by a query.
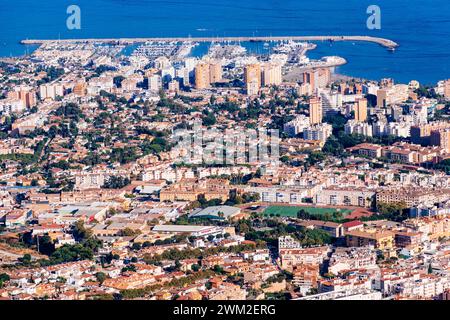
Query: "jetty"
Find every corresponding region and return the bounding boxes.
[21,35,399,49]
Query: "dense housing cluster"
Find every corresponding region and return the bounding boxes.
[0,39,450,300]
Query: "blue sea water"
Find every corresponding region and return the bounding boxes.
[0,0,449,84]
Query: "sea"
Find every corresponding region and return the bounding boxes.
[0,0,449,84]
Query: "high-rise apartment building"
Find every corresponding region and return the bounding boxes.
[244,64,261,93]
[40,84,65,100]
[430,128,450,153]
[10,87,36,108]
[354,98,368,122]
[302,68,331,91]
[195,63,210,89]
[209,61,223,84]
[309,97,323,125]
[148,74,162,91]
[377,89,388,108]
[261,63,282,86]
[195,61,223,89]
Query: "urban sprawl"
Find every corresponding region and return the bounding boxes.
[0,39,450,301]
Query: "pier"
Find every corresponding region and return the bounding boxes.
[21,35,399,49]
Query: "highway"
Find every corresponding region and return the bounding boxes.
[21,35,398,49]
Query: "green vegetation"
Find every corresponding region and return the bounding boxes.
[244,219,333,247]
[143,242,262,265]
[431,103,450,121]
[414,85,440,99]
[28,221,103,266]
[109,147,139,164]
[94,272,107,284]
[119,228,141,237]
[296,208,346,223]
[120,270,216,299]
[323,132,401,157]
[54,103,84,122]
[35,66,65,85]
[0,273,10,288]
[202,111,217,126]
[0,138,47,166]
[434,158,450,174]
[263,206,351,218]
[93,65,117,76]
[103,176,131,189]
[265,292,291,300]
[47,244,95,264]
[141,137,171,155]
[266,271,292,284]
[19,253,32,266]
[362,201,409,222]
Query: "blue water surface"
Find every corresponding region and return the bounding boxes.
[0,0,449,84]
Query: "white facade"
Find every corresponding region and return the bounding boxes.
[345,120,373,137]
[303,123,333,142]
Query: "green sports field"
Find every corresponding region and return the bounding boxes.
[263,205,352,217]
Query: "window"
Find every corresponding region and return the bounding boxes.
[330,195,337,205]
[358,196,365,207]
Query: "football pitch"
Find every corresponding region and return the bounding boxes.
[263,205,352,217]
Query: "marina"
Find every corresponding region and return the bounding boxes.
[21,35,399,50]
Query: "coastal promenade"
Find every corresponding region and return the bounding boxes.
[21,35,399,49]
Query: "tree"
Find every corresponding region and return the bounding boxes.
[121,264,136,273]
[297,209,312,220]
[95,272,107,284]
[0,273,10,282]
[306,151,326,166]
[103,176,131,189]
[142,241,152,248]
[131,243,142,251]
[0,273,10,288]
[376,201,409,222]
[242,192,260,203]
[236,220,251,234]
[300,229,332,246]
[109,147,138,165]
[113,76,125,88]
[20,254,32,266]
[212,265,224,274]
[54,103,83,121]
[191,264,200,272]
[120,228,141,237]
[73,220,92,241]
[202,112,217,126]
[50,244,94,264]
